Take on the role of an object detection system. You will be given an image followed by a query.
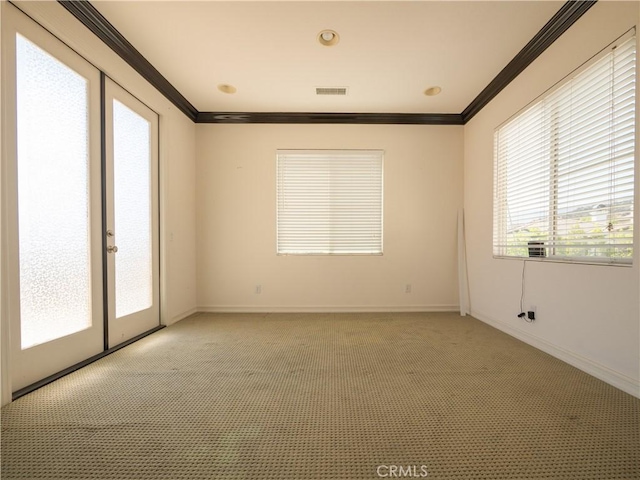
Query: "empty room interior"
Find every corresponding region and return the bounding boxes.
[1,0,639,478]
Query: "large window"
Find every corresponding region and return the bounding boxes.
[276,150,383,255]
[493,32,636,265]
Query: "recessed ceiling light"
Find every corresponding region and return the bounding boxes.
[218,84,237,94]
[318,30,339,47]
[424,86,442,96]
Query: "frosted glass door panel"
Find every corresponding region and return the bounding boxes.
[105,78,159,348]
[113,100,152,318]
[16,34,91,349]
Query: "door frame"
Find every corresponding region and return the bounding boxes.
[104,77,161,348]
[0,4,165,400]
[2,5,105,392]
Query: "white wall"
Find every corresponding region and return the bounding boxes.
[162,110,197,324]
[464,1,640,397]
[196,124,463,311]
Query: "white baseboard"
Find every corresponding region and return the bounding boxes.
[471,309,640,399]
[165,307,199,326]
[198,305,459,313]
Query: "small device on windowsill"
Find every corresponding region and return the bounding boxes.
[527,241,546,258]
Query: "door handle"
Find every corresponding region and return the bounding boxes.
[107,245,118,253]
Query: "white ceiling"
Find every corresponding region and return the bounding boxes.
[92,1,564,114]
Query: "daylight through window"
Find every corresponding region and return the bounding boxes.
[277,150,383,255]
[493,32,636,265]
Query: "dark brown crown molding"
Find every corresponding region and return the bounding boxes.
[56,0,596,125]
[461,0,597,124]
[196,112,464,125]
[58,0,198,122]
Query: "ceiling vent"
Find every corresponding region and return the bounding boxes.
[316,87,348,96]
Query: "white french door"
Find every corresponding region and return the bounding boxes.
[4,8,104,391]
[4,6,160,393]
[104,79,160,348]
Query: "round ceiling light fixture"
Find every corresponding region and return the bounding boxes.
[218,84,237,94]
[424,86,442,96]
[318,29,339,46]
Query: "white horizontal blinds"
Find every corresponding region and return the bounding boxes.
[494,102,552,257]
[494,33,636,264]
[551,36,636,261]
[277,150,383,254]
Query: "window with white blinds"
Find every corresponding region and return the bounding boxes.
[277,150,383,255]
[493,32,636,265]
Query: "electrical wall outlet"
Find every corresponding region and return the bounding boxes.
[255,285,262,294]
[405,284,412,294]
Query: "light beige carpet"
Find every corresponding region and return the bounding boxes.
[2,312,639,479]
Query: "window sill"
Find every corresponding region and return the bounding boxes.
[492,255,632,267]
